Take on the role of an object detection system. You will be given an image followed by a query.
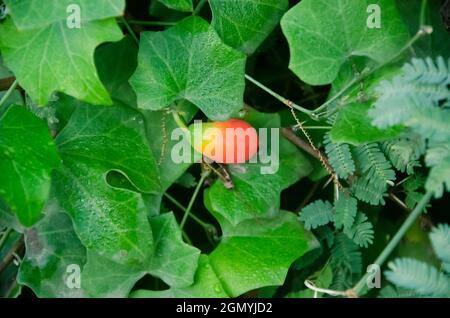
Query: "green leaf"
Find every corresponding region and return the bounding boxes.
[54,104,159,267]
[334,194,357,230]
[429,224,450,272]
[158,0,193,12]
[343,212,374,248]
[324,133,355,179]
[131,255,229,298]
[385,258,450,297]
[0,106,60,226]
[210,212,316,297]
[18,207,86,297]
[148,213,200,288]
[299,200,334,230]
[81,250,147,297]
[130,16,246,121]
[210,0,288,55]
[3,0,125,30]
[331,103,403,145]
[204,110,312,229]
[0,17,123,106]
[95,37,138,107]
[281,0,409,85]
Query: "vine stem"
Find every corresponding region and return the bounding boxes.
[180,171,210,230]
[193,0,208,15]
[0,79,18,109]
[312,25,433,118]
[420,0,428,27]
[0,228,12,251]
[351,191,433,296]
[164,192,212,229]
[244,74,315,117]
[172,111,189,131]
[120,17,139,46]
[123,20,177,26]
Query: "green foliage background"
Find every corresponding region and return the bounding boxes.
[0,0,449,298]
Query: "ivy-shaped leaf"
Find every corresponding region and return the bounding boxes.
[130,16,246,121]
[18,207,87,297]
[131,255,228,298]
[0,16,123,105]
[210,0,288,55]
[132,213,317,297]
[331,103,403,145]
[148,212,200,288]
[54,103,160,267]
[281,0,409,85]
[3,0,125,30]
[0,106,60,226]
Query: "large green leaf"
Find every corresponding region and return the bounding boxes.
[158,0,193,12]
[331,103,403,145]
[0,17,123,106]
[18,207,87,297]
[130,16,246,121]
[281,0,409,85]
[204,111,312,228]
[132,213,317,298]
[3,0,125,30]
[209,212,317,297]
[0,106,60,226]
[131,255,228,298]
[210,0,289,55]
[54,104,160,266]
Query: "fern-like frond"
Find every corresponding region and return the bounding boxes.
[351,176,386,205]
[426,156,450,199]
[334,193,357,230]
[354,143,396,184]
[331,233,362,275]
[299,200,334,230]
[352,143,395,205]
[429,224,450,272]
[324,133,355,179]
[385,258,450,297]
[382,132,425,174]
[343,212,374,248]
[330,233,362,290]
[370,57,450,129]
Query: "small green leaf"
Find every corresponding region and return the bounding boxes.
[281,0,409,85]
[299,200,334,230]
[95,37,138,107]
[149,213,200,288]
[18,208,87,297]
[0,106,60,226]
[210,0,288,55]
[334,194,357,230]
[331,103,403,145]
[130,16,246,120]
[3,0,125,30]
[158,0,193,12]
[0,17,123,105]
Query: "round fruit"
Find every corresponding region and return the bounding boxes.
[188,119,259,164]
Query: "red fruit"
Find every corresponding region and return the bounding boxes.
[189,119,259,164]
